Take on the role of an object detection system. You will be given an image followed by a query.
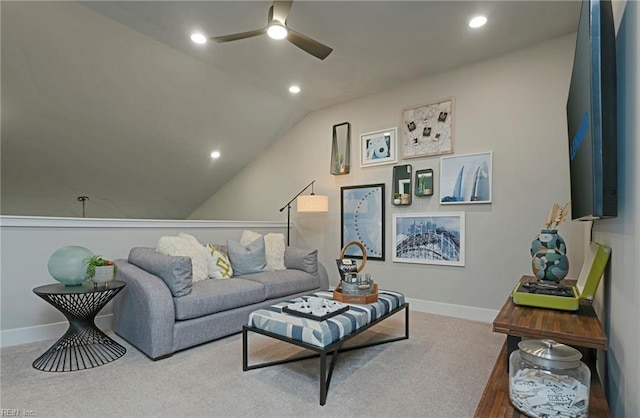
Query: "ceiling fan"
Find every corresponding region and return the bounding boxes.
[209,0,333,60]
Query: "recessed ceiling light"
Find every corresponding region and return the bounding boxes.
[210,151,221,159]
[289,85,301,94]
[190,33,207,44]
[469,16,487,28]
[267,24,288,40]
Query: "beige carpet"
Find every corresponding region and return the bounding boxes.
[0,311,505,417]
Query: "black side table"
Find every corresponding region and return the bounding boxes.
[32,281,126,372]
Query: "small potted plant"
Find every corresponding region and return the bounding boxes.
[393,193,402,205]
[339,155,347,174]
[85,255,117,287]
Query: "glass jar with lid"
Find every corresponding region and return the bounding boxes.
[509,339,590,418]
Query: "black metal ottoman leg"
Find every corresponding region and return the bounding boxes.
[242,326,249,371]
[405,304,410,339]
[319,351,327,406]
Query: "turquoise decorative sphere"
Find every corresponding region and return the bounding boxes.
[47,246,93,286]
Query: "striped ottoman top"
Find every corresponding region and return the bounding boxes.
[247,289,405,348]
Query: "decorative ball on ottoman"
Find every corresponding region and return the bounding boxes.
[47,246,94,286]
[531,249,570,282]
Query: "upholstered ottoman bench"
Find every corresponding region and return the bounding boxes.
[242,289,409,405]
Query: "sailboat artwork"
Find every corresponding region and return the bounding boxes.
[440,152,493,204]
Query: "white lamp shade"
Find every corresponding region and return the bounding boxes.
[297,195,329,213]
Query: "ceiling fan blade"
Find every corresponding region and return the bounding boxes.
[286,29,333,60]
[210,27,267,43]
[272,1,293,23]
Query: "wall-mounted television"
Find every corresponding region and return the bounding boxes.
[566,0,617,220]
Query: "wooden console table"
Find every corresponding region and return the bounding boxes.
[474,275,610,417]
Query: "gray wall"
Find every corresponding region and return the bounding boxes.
[191,34,588,311]
[594,1,640,416]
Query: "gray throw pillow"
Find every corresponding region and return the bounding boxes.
[227,238,268,276]
[128,247,192,297]
[284,247,318,275]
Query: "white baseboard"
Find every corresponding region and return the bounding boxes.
[1,314,113,348]
[1,298,498,348]
[406,297,499,323]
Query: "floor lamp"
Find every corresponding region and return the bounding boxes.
[279,180,329,245]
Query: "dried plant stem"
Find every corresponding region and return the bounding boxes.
[543,202,571,230]
[545,207,554,229]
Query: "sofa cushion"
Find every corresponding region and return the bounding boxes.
[284,247,318,275]
[177,232,202,246]
[240,230,261,246]
[208,243,227,254]
[128,247,192,297]
[227,238,268,276]
[157,235,209,283]
[240,269,320,299]
[206,244,233,279]
[173,278,266,320]
[241,230,286,271]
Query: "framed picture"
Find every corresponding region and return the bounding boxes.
[330,122,350,175]
[360,128,398,167]
[415,168,434,197]
[392,212,465,266]
[341,184,385,260]
[401,97,454,159]
[440,151,492,204]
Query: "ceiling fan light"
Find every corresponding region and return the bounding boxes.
[190,33,207,44]
[267,24,288,40]
[469,16,487,28]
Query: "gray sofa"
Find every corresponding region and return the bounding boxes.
[112,246,329,360]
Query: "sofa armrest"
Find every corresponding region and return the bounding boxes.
[112,260,176,360]
[283,246,329,290]
[317,262,330,290]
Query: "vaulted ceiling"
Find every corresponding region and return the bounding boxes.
[1,1,581,219]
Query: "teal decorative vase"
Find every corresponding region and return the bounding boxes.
[47,246,93,286]
[530,230,569,282]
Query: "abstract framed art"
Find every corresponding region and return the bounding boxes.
[392,212,465,266]
[360,127,398,167]
[440,151,492,204]
[341,184,385,260]
[401,97,454,159]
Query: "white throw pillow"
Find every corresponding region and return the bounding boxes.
[240,230,286,271]
[264,233,286,270]
[179,233,226,279]
[178,233,201,246]
[240,230,262,247]
[157,236,209,283]
[207,244,233,279]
